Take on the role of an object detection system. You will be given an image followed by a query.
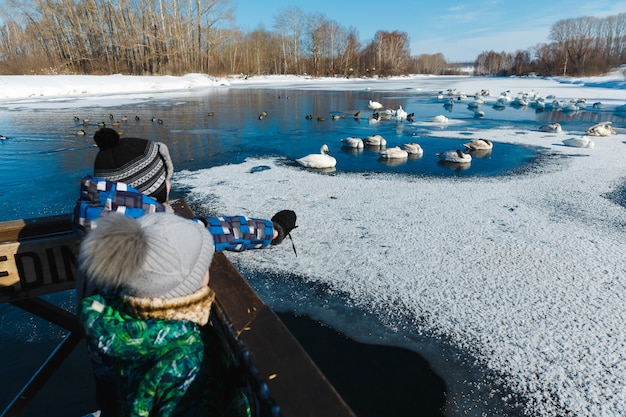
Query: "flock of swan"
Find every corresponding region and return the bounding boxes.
[538,120,617,149]
[295,90,621,170]
[296,134,493,169]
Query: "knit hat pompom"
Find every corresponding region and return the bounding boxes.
[79,213,148,291]
[94,127,120,150]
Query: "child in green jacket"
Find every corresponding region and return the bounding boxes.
[78,212,264,416]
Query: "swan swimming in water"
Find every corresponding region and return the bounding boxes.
[394,105,408,121]
[363,134,387,147]
[296,144,336,168]
[368,100,383,111]
[463,139,493,151]
[379,146,409,159]
[341,137,364,149]
[437,149,472,164]
[562,137,595,148]
[401,143,424,156]
[586,121,616,137]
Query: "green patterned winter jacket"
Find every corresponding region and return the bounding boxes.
[79,293,215,417]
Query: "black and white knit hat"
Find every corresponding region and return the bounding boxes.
[93,128,173,202]
[78,212,214,299]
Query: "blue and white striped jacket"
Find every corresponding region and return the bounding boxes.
[73,175,275,252]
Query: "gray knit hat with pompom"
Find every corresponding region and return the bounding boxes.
[78,212,214,298]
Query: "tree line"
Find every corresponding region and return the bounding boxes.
[475,13,626,76]
[0,0,623,78]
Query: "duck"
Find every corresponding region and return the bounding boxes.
[437,149,472,164]
[75,129,86,136]
[463,139,493,151]
[296,144,336,169]
[363,134,387,147]
[305,114,313,120]
[258,111,268,120]
[539,123,563,133]
[431,115,449,123]
[401,143,424,156]
[341,137,364,149]
[586,121,616,137]
[354,111,361,118]
[207,111,215,117]
[379,146,409,159]
[562,137,595,148]
[0,134,9,140]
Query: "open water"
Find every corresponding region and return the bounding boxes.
[1,81,623,416]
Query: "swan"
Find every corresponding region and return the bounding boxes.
[437,149,472,163]
[463,139,493,151]
[561,103,578,113]
[474,109,485,118]
[562,137,595,148]
[586,121,616,137]
[539,123,562,133]
[379,146,409,159]
[296,144,336,168]
[363,135,387,147]
[368,100,383,111]
[401,143,424,156]
[431,115,449,123]
[341,137,364,149]
[394,105,408,121]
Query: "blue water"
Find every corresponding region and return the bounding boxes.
[1,85,622,416]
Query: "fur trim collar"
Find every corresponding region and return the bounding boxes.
[123,286,215,326]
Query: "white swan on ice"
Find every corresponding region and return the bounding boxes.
[437,149,472,163]
[296,144,336,168]
[562,137,594,148]
[586,121,616,137]
[539,123,563,133]
[431,115,449,123]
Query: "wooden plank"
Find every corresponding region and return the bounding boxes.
[210,253,356,417]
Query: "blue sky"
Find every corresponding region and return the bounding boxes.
[231,0,626,62]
